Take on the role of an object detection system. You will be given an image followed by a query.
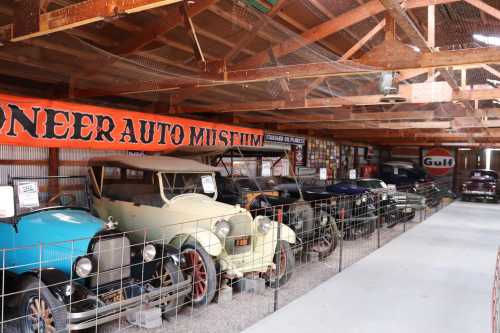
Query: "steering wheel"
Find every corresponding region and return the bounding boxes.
[47,191,76,206]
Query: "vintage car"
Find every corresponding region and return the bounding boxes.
[272,177,378,240]
[216,175,338,259]
[89,155,296,306]
[351,178,426,224]
[0,175,189,332]
[462,169,499,202]
[379,161,442,208]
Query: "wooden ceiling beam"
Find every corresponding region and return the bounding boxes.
[0,0,184,43]
[232,0,459,70]
[70,46,500,98]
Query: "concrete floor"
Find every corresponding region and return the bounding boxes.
[244,201,500,333]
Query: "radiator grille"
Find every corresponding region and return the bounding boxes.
[89,236,131,288]
[224,214,252,255]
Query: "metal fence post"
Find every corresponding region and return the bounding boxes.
[377,194,381,249]
[338,207,344,273]
[273,207,283,312]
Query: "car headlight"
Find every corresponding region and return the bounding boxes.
[142,243,156,262]
[74,256,93,278]
[255,215,272,234]
[214,219,231,238]
[319,211,329,226]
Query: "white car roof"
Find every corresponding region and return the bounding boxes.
[89,155,221,173]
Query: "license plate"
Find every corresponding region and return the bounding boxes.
[234,237,251,247]
[101,289,125,304]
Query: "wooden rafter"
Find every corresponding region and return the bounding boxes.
[71,46,500,98]
[0,0,184,42]
[232,0,460,70]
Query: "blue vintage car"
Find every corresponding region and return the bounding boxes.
[0,176,190,332]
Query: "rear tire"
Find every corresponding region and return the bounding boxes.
[181,240,217,307]
[17,277,68,333]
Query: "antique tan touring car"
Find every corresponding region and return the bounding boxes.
[88,155,296,306]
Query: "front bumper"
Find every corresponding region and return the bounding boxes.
[68,278,191,330]
[395,203,425,211]
[463,190,496,197]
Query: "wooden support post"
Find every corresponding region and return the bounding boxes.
[385,13,396,41]
[427,4,435,81]
[48,148,59,197]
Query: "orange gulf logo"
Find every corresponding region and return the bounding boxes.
[423,148,455,177]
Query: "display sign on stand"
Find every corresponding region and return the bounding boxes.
[201,176,215,194]
[262,161,272,177]
[319,168,327,180]
[17,182,39,208]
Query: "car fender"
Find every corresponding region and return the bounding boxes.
[274,222,296,244]
[169,229,223,257]
[19,268,71,302]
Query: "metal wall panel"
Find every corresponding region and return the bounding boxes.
[0,145,48,184]
[59,149,127,176]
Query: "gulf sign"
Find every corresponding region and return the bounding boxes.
[0,93,264,151]
[422,148,455,177]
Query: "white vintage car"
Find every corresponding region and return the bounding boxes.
[88,155,296,306]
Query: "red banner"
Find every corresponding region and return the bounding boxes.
[0,93,264,151]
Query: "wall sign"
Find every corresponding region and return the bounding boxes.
[0,93,264,151]
[423,148,455,177]
[264,132,305,145]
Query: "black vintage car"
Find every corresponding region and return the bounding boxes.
[462,169,499,202]
[350,178,426,224]
[379,161,442,208]
[215,175,338,258]
[273,177,378,240]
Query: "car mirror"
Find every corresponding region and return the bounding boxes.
[0,186,15,218]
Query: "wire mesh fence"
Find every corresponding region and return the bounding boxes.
[0,177,456,333]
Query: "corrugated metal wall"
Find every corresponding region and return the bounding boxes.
[0,145,127,184]
[0,146,48,184]
[59,148,127,177]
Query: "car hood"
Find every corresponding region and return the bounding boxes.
[17,209,105,249]
[170,194,249,220]
[325,183,368,195]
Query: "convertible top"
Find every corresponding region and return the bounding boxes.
[88,155,221,173]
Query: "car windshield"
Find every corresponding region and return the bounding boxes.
[11,176,90,216]
[470,170,498,180]
[357,179,388,189]
[161,173,217,198]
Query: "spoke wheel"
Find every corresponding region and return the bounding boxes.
[265,241,294,289]
[152,260,185,319]
[183,249,208,303]
[26,297,55,333]
[317,223,337,259]
[18,278,67,333]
